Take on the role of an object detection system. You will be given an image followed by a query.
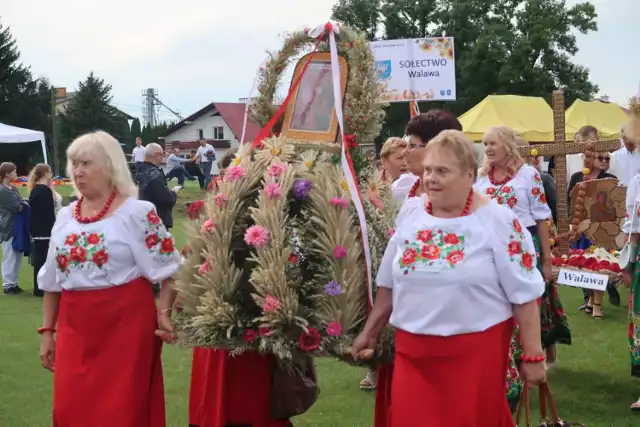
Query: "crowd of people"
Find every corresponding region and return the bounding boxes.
[0,102,639,426]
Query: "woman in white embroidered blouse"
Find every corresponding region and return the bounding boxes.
[37,131,181,427]
[474,126,571,374]
[351,130,546,427]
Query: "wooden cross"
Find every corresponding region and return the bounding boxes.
[516,90,621,254]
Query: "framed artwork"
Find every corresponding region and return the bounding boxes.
[281,52,349,143]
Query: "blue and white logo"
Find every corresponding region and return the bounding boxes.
[375,60,392,80]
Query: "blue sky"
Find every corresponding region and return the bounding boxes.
[2,0,638,123]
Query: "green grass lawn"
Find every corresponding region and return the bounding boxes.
[1,181,640,426]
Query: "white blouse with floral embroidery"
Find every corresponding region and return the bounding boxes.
[623,174,640,233]
[37,198,182,292]
[473,164,551,228]
[377,196,545,336]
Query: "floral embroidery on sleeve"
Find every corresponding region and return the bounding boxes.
[530,173,547,204]
[56,232,108,275]
[486,185,518,209]
[507,219,535,272]
[398,228,466,274]
[142,208,176,257]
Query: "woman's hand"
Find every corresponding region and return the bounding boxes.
[39,332,56,372]
[155,312,176,344]
[542,260,553,283]
[520,361,547,387]
[623,269,632,288]
[350,330,378,361]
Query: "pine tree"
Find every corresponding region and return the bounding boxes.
[130,118,142,138]
[58,72,126,169]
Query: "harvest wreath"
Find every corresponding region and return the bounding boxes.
[173,24,398,367]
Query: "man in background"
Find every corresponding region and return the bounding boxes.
[609,127,640,187]
[130,137,145,172]
[195,138,215,190]
[165,147,196,187]
[135,143,179,230]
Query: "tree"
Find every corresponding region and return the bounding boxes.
[58,72,129,171]
[130,117,141,139]
[0,21,52,169]
[332,0,599,137]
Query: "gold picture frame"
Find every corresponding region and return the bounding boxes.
[281,52,349,143]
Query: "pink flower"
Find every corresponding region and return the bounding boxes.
[199,260,211,275]
[259,327,271,336]
[268,163,287,178]
[262,294,280,312]
[215,193,229,207]
[202,218,215,233]
[244,225,270,248]
[326,321,343,337]
[330,197,349,209]
[387,228,395,238]
[333,245,347,260]
[243,329,258,343]
[264,183,282,199]
[225,166,245,182]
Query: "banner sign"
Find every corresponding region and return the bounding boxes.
[556,268,609,291]
[370,37,456,103]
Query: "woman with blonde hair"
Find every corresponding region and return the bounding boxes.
[27,163,57,297]
[37,131,180,427]
[474,126,571,370]
[352,130,546,426]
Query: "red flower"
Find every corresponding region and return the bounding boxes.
[421,244,440,260]
[147,209,161,225]
[486,187,496,195]
[539,193,547,204]
[502,186,512,193]
[65,234,78,246]
[401,248,418,266]
[534,174,542,183]
[531,187,541,196]
[446,250,464,265]
[299,327,321,352]
[69,246,87,263]
[513,219,522,233]
[507,196,517,208]
[521,252,534,269]
[496,196,504,205]
[187,200,205,221]
[344,134,357,149]
[288,253,298,264]
[86,233,101,245]
[92,249,109,267]
[259,327,271,337]
[508,241,522,256]
[416,229,433,243]
[443,233,459,245]
[56,254,69,272]
[160,237,175,254]
[243,329,258,343]
[145,234,159,249]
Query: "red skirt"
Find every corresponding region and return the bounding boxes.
[53,278,165,427]
[189,348,292,427]
[391,320,515,427]
[374,364,393,427]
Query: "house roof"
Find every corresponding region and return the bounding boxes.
[162,102,262,143]
[54,91,134,120]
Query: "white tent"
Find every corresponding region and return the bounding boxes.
[0,122,48,164]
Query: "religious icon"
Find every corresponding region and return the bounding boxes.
[282,52,348,143]
[589,191,617,223]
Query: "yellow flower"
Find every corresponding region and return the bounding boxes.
[340,180,349,191]
[232,156,242,166]
[304,160,313,169]
[271,148,281,156]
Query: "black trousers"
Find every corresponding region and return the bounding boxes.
[32,239,50,297]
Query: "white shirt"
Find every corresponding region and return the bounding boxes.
[609,147,640,187]
[474,164,552,228]
[623,174,640,233]
[132,146,145,162]
[377,196,544,336]
[196,144,215,163]
[37,199,182,292]
[391,173,419,203]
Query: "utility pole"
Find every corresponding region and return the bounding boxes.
[51,87,66,176]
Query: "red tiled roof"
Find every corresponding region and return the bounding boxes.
[162,102,263,143]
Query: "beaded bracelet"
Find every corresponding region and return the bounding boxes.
[157,308,172,316]
[37,327,56,335]
[521,354,546,364]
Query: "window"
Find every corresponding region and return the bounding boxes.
[213,126,224,140]
[196,129,204,140]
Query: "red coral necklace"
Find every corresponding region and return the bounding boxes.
[74,191,117,224]
[426,189,474,217]
[488,167,512,186]
[408,178,421,198]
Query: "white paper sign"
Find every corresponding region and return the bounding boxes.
[370,37,456,103]
[556,268,609,291]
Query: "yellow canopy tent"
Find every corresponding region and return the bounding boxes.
[459,95,554,142]
[565,99,628,140]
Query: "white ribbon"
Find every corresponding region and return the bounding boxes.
[324,22,374,306]
[240,60,266,144]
